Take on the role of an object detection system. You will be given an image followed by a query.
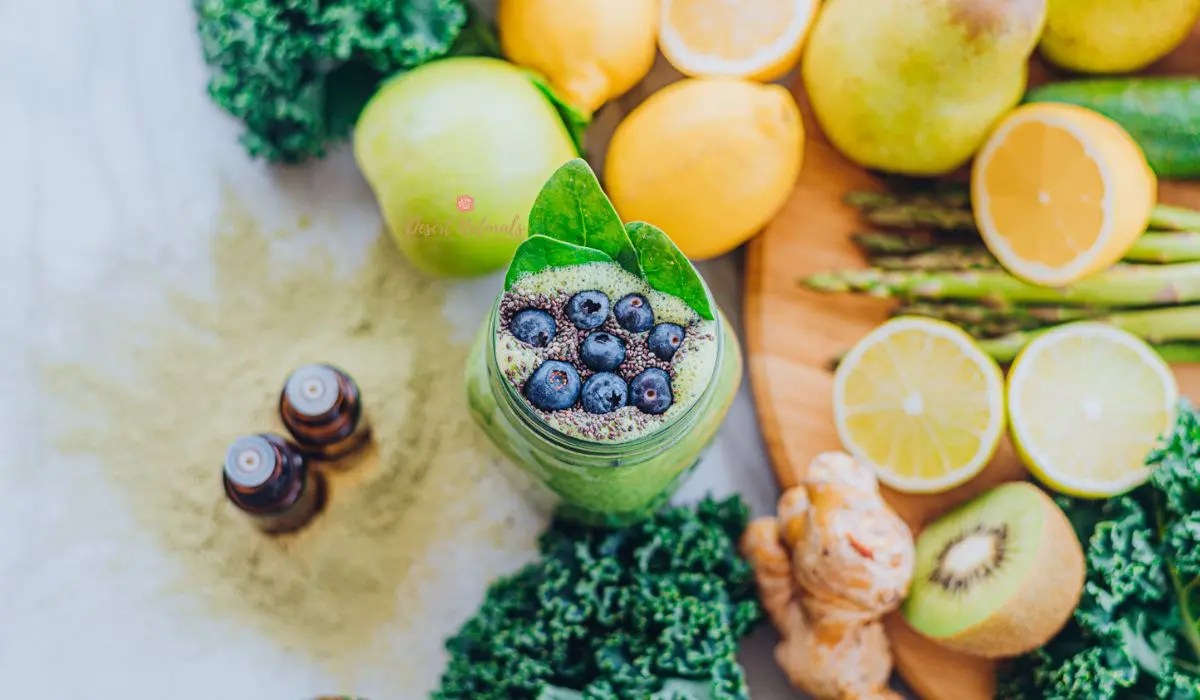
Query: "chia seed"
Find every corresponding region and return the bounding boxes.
[497,287,717,443]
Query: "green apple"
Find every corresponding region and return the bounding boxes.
[354,57,580,278]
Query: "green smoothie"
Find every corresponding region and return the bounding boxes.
[463,157,742,525]
[496,262,719,443]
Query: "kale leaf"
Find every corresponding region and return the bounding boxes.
[193,0,489,163]
[1000,402,1200,699]
[433,495,763,700]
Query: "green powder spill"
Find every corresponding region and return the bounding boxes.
[39,196,542,692]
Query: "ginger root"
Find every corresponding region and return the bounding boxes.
[741,451,916,700]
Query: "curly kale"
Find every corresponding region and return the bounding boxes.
[433,495,763,700]
[1000,403,1200,699]
[193,0,493,163]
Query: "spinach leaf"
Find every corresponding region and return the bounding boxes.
[527,158,642,278]
[504,235,613,290]
[625,221,715,320]
[525,71,590,158]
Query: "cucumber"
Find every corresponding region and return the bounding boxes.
[1024,78,1200,180]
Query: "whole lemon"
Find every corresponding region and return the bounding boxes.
[354,58,578,278]
[498,0,658,115]
[604,79,803,260]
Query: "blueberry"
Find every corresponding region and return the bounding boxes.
[614,293,654,332]
[647,323,685,361]
[580,331,626,372]
[630,368,672,415]
[581,372,629,414]
[566,290,610,330]
[510,308,557,348]
[524,360,581,411]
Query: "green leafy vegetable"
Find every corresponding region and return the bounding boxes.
[625,222,716,321]
[193,0,482,164]
[505,235,614,289]
[527,159,641,277]
[534,678,718,700]
[527,73,591,158]
[432,495,763,700]
[446,1,503,59]
[999,403,1200,699]
[512,159,718,321]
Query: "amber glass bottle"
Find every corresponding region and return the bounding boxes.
[279,364,371,461]
[222,433,324,534]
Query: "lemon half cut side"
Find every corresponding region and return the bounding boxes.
[1007,322,1178,498]
[833,316,1007,494]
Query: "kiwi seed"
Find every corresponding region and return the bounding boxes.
[928,523,1007,593]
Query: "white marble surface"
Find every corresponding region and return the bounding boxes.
[0,1,810,698]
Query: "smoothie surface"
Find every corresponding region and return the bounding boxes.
[497,261,718,444]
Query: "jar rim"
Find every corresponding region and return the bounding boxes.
[485,288,725,458]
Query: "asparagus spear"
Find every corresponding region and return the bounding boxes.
[827,341,1200,370]
[801,263,1200,306]
[899,314,1021,339]
[976,311,1200,365]
[894,301,1105,336]
[1126,232,1200,263]
[843,189,971,212]
[1150,204,1200,232]
[856,230,1200,265]
[858,202,977,231]
[872,248,998,271]
[851,230,949,255]
[981,339,1200,364]
[845,190,1200,232]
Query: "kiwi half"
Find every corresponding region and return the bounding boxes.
[901,481,1085,658]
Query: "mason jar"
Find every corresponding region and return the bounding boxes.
[464,296,742,527]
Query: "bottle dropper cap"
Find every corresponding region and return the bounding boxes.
[284,364,341,418]
[223,434,279,489]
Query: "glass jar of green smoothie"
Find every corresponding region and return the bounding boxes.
[463,157,743,525]
[465,259,742,526]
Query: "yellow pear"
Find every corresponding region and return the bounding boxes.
[801,0,1047,176]
[1040,0,1200,74]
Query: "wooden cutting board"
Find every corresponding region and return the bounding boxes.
[744,24,1200,700]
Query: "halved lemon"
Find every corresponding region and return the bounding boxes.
[658,0,818,82]
[1007,322,1178,498]
[833,317,1007,494]
[972,103,1156,288]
